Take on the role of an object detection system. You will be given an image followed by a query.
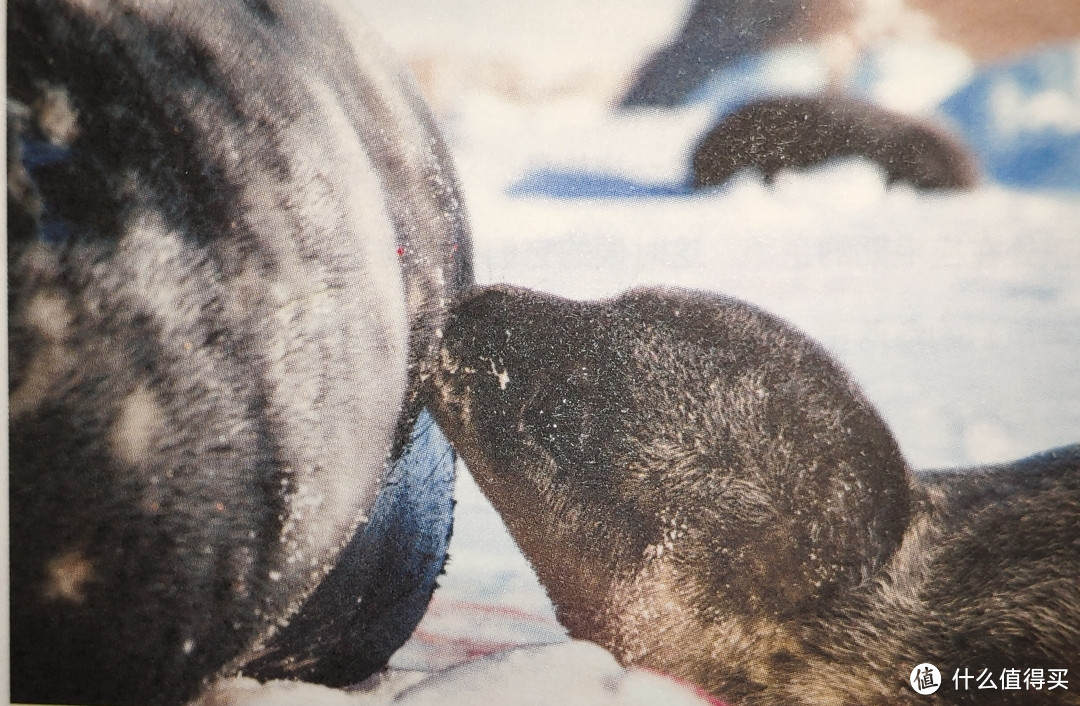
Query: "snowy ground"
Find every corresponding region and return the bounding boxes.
[332,1,1080,700]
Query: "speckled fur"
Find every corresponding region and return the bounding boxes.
[425,285,1080,705]
[691,96,979,191]
[8,1,470,704]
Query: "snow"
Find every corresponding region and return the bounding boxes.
[849,38,975,113]
[205,642,719,705]
[358,1,1080,701]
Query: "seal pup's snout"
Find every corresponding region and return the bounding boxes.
[426,285,531,448]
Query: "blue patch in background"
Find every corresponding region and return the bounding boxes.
[941,43,1080,190]
[507,168,691,200]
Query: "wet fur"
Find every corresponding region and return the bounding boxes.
[8,1,470,703]
[692,96,979,191]
[425,285,1080,705]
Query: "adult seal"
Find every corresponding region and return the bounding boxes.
[8,1,471,703]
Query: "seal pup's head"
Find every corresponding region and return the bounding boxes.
[424,284,911,696]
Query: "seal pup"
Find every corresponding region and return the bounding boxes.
[424,285,1080,704]
[8,0,470,703]
[423,285,912,701]
[691,96,979,190]
[805,444,1080,705]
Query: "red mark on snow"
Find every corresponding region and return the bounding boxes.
[396,247,405,257]
[408,628,522,661]
[424,596,563,625]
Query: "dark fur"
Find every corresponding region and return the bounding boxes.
[424,285,1080,705]
[8,1,470,703]
[619,0,842,108]
[691,96,979,190]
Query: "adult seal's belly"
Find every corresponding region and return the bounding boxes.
[7,1,470,704]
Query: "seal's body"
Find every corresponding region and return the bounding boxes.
[808,446,1080,706]
[8,1,470,703]
[692,96,978,190]
[425,285,1080,705]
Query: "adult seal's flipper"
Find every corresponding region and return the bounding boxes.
[241,410,456,686]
